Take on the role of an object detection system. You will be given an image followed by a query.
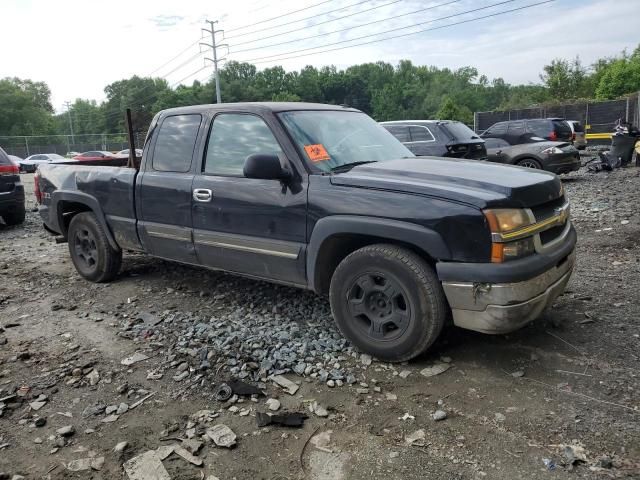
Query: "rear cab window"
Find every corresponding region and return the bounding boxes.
[152,114,202,172]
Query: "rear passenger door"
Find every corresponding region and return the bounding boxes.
[506,121,525,144]
[137,114,204,263]
[190,112,307,286]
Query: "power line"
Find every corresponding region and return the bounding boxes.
[158,50,206,81]
[226,0,375,40]
[235,0,518,63]
[231,0,460,53]
[238,0,553,65]
[147,38,203,76]
[225,0,335,33]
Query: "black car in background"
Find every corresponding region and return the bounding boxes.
[484,137,580,174]
[381,120,487,160]
[481,118,573,145]
[0,146,25,225]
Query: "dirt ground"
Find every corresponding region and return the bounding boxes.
[0,163,638,479]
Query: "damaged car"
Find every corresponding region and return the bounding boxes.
[36,103,576,361]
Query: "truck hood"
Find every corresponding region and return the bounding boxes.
[329,157,562,208]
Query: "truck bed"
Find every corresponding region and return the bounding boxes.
[37,164,141,250]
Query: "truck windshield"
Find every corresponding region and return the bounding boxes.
[278,110,413,172]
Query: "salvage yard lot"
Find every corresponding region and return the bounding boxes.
[0,165,639,479]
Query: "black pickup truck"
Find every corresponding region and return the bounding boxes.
[36,103,576,361]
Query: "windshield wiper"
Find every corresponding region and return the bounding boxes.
[329,160,377,173]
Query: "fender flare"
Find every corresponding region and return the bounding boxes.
[306,215,451,292]
[51,190,120,251]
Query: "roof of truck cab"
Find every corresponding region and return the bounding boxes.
[159,102,361,116]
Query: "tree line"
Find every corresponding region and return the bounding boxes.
[1,44,639,140]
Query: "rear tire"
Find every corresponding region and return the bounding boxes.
[516,158,542,169]
[2,205,26,226]
[68,212,121,282]
[329,244,447,362]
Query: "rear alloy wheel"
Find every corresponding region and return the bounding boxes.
[68,212,121,282]
[517,158,542,169]
[329,244,447,362]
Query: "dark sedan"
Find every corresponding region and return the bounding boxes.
[484,138,580,174]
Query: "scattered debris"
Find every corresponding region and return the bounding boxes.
[206,424,237,448]
[420,363,451,377]
[29,401,46,411]
[562,444,587,467]
[309,430,333,453]
[256,412,307,428]
[405,429,426,446]
[266,398,281,411]
[124,450,170,480]
[360,354,372,366]
[543,458,556,471]
[432,410,447,421]
[114,441,128,454]
[399,413,415,421]
[56,425,75,437]
[66,457,104,472]
[213,383,233,401]
[311,401,329,417]
[121,352,149,366]
[269,375,299,395]
[173,445,203,466]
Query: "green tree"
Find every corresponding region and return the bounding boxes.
[436,96,473,124]
[0,77,55,136]
[103,76,170,133]
[595,48,640,99]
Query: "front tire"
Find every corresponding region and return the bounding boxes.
[67,212,121,282]
[329,244,447,362]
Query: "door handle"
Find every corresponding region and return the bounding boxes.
[193,188,212,202]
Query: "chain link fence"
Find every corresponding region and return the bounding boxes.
[474,93,640,145]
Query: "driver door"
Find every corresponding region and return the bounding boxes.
[191,112,307,286]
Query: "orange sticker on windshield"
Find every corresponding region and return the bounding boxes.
[304,144,330,162]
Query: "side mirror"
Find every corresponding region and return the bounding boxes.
[243,153,291,180]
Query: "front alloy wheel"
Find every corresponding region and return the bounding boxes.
[329,244,447,362]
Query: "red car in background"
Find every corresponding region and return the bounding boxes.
[73,151,116,161]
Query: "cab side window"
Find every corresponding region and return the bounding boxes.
[204,114,283,176]
[152,114,202,172]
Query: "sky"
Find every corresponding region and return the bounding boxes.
[1,0,637,113]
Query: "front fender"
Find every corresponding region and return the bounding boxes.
[307,215,451,292]
[51,190,120,251]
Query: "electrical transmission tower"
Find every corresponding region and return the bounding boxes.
[201,20,228,103]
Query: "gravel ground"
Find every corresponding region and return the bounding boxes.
[0,164,639,479]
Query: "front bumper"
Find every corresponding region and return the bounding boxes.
[441,248,575,334]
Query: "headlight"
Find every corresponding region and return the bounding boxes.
[484,208,532,233]
[484,208,535,263]
[541,146,563,154]
[491,237,535,263]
